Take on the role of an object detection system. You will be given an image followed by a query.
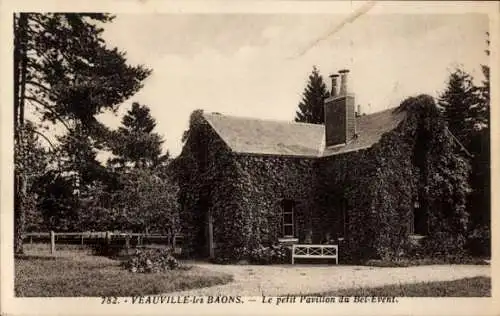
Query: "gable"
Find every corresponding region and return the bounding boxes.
[202,108,407,158]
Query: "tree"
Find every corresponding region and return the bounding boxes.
[477,31,490,127]
[295,66,330,124]
[35,171,80,231]
[109,102,168,169]
[466,32,491,256]
[80,168,179,237]
[438,68,479,146]
[119,168,179,235]
[57,124,111,190]
[14,121,50,232]
[438,33,491,257]
[13,13,151,254]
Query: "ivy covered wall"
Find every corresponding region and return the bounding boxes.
[315,95,471,262]
[174,111,238,258]
[175,95,471,263]
[234,155,316,244]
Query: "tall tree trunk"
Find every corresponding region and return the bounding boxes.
[14,13,29,255]
[13,14,20,137]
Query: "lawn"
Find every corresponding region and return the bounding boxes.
[307,277,491,297]
[15,252,233,297]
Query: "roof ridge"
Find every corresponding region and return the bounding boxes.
[204,106,401,126]
[203,112,324,127]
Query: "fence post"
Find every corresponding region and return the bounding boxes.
[125,234,130,251]
[50,231,55,255]
[105,231,111,245]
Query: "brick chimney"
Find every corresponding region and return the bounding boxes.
[323,69,356,147]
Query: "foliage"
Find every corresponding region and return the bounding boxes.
[438,68,481,145]
[13,13,152,253]
[248,244,291,264]
[14,13,151,129]
[14,122,50,232]
[174,110,232,258]
[57,124,110,187]
[115,168,180,235]
[34,171,80,231]
[122,248,181,273]
[78,167,180,235]
[478,32,490,126]
[177,112,317,261]
[109,102,168,169]
[438,38,490,258]
[420,232,467,259]
[295,66,330,124]
[466,225,490,257]
[14,121,50,177]
[464,34,491,257]
[350,95,471,260]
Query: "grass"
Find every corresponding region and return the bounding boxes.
[305,277,491,297]
[15,249,233,297]
[364,257,490,267]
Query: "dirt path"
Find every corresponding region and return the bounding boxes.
[167,264,490,296]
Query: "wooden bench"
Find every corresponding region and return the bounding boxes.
[291,244,338,264]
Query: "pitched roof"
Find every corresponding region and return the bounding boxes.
[322,108,407,156]
[202,108,406,158]
[203,113,324,157]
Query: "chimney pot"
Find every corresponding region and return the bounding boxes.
[338,69,350,95]
[329,74,339,97]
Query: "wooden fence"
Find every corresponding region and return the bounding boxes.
[23,231,184,255]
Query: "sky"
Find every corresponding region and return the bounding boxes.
[97,10,489,157]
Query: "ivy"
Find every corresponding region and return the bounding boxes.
[176,95,471,263]
[335,95,471,261]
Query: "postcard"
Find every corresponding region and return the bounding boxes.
[1,1,498,315]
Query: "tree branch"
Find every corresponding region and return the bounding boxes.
[28,15,51,30]
[26,80,59,98]
[24,96,72,133]
[31,130,57,151]
[445,127,473,158]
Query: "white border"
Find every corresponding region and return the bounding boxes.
[1,1,498,315]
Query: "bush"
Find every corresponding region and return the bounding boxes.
[421,232,467,259]
[210,244,291,264]
[466,226,490,258]
[122,248,181,273]
[91,237,128,258]
[248,244,291,264]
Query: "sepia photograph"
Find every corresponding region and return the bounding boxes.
[1,1,497,315]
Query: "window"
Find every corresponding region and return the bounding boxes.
[282,199,295,238]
